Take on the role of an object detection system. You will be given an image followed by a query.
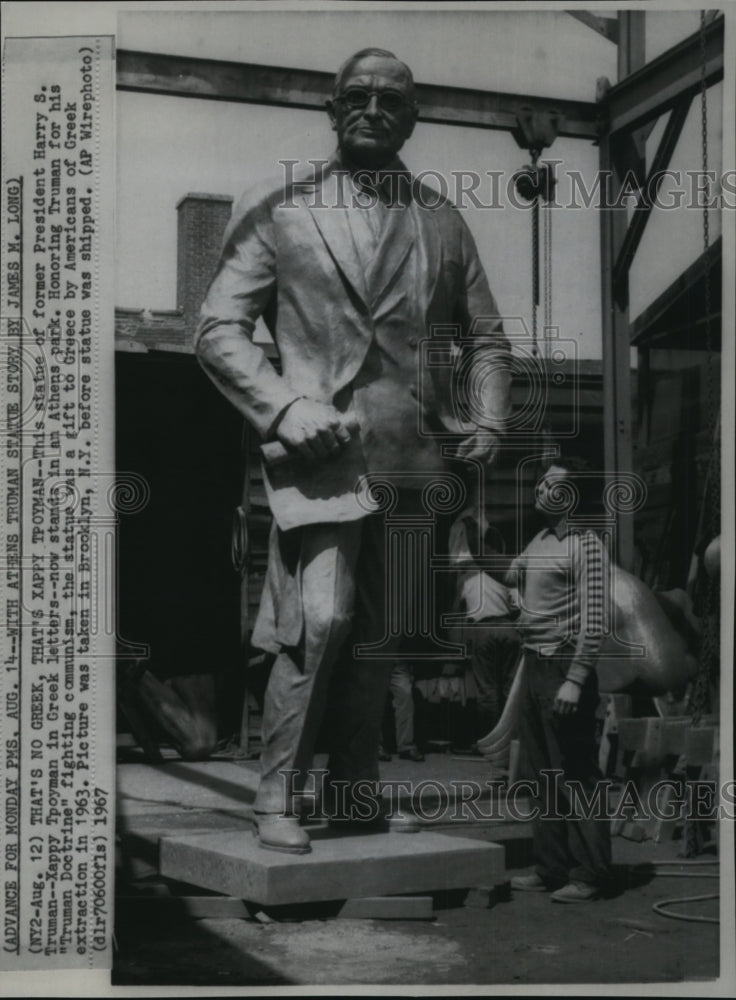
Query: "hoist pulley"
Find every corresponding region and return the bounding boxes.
[510,108,562,357]
[510,106,562,204]
[511,160,557,203]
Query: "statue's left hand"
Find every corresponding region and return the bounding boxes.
[455,430,500,467]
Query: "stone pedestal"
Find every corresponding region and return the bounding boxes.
[159,827,505,907]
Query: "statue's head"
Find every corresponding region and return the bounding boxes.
[326,48,419,169]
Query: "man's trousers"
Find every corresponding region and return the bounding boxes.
[388,662,417,753]
[519,648,612,888]
[468,625,520,738]
[252,507,415,815]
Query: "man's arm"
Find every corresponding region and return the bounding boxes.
[503,552,522,611]
[554,529,609,714]
[567,530,608,684]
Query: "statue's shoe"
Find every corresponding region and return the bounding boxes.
[253,813,311,854]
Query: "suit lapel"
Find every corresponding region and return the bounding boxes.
[409,197,442,320]
[302,168,369,308]
[366,203,415,308]
[300,163,442,319]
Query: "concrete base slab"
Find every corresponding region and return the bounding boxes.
[159,828,505,907]
[117,760,258,819]
[337,896,434,920]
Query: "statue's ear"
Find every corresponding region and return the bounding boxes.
[326,99,337,132]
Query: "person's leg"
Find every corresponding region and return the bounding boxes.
[254,520,362,816]
[468,626,521,741]
[324,509,396,798]
[390,661,416,753]
[469,635,501,738]
[497,626,522,704]
[518,650,572,888]
[555,670,612,888]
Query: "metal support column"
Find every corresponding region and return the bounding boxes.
[600,11,645,570]
[600,134,634,569]
[617,11,646,78]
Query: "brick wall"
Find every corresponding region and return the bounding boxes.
[115,307,187,351]
[176,193,234,338]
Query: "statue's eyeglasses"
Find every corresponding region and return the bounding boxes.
[335,88,412,114]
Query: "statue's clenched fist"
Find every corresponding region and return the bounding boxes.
[276,398,358,460]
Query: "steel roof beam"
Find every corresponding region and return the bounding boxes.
[604,15,724,136]
[613,95,694,297]
[566,10,619,43]
[116,49,601,140]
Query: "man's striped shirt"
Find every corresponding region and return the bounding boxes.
[510,522,610,684]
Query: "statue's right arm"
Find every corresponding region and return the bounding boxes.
[194,186,302,441]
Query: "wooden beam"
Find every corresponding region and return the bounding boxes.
[613,96,694,296]
[604,15,724,135]
[116,49,601,140]
[567,10,618,43]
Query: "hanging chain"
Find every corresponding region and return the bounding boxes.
[700,8,718,537]
[543,196,553,357]
[531,195,539,357]
[700,12,711,269]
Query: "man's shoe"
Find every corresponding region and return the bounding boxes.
[451,743,484,758]
[329,813,421,834]
[378,746,392,762]
[328,801,421,835]
[510,872,549,892]
[398,747,425,762]
[253,813,311,855]
[384,812,421,833]
[550,880,599,903]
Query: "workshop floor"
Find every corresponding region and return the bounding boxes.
[113,753,720,989]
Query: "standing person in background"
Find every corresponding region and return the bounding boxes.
[380,662,425,763]
[448,507,520,748]
[508,457,612,902]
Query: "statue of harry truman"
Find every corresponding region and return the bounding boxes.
[194,47,512,854]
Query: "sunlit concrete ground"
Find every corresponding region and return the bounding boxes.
[113,754,720,987]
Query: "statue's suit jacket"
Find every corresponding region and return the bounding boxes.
[195,157,511,530]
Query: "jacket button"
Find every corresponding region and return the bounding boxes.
[408,337,418,349]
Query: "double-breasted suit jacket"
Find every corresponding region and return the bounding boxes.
[195,157,511,529]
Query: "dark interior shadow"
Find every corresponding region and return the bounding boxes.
[602,861,657,900]
[112,897,294,986]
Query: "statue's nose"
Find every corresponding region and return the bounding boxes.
[364,95,381,117]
